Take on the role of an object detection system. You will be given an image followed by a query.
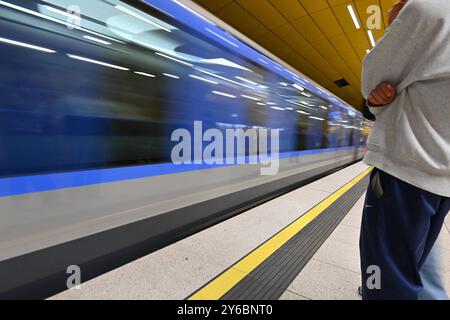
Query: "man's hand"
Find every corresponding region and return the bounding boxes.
[388,0,408,25]
[368,82,397,106]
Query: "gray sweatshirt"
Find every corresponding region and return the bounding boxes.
[361,0,450,197]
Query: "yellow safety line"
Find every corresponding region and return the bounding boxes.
[189,166,373,300]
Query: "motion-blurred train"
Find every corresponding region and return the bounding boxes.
[0,0,372,298]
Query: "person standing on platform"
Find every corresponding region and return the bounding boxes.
[359,0,450,300]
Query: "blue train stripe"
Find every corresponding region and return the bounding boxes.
[0,146,355,198]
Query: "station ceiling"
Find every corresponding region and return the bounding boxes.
[193,0,398,111]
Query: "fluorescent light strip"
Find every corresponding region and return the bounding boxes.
[0,36,56,53]
[297,77,308,84]
[319,106,328,110]
[115,5,171,33]
[257,102,266,106]
[347,5,361,30]
[67,54,129,70]
[0,1,124,44]
[241,94,260,101]
[286,69,300,79]
[155,51,194,67]
[309,116,325,121]
[368,30,376,47]
[271,107,285,111]
[293,84,305,92]
[206,28,239,48]
[44,5,80,20]
[267,102,277,105]
[172,0,216,25]
[83,35,111,45]
[286,100,315,111]
[134,71,156,78]
[301,92,311,97]
[258,58,269,65]
[212,91,236,98]
[197,69,253,89]
[297,110,309,115]
[300,101,311,106]
[235,76,258,86]
[163,73,180,79]
[189,74,218,84]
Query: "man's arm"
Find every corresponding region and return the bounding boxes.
[361,1,431,100]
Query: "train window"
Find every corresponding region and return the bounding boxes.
[0,0,361,177]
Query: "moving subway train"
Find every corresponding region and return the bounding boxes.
[0,0,372,298]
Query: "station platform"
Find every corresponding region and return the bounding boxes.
[49,162,450,300]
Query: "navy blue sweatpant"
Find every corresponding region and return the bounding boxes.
[360,168,450,300]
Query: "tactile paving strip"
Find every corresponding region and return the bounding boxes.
[220,175,370,300]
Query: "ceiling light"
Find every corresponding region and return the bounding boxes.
[212,91,236,98]
[286,100,315,111]
[197,69,253,89]
[258,58,269,65]
[347,5,361,30]
[0,36,56,53]
[134,71,156,78]
[189,74,218,84]
[163,73,180,79]
[368,30,376,47]
[309,116,325,121]
[83,35,111,45]
[67,54,129,70]
[241,94,260,101]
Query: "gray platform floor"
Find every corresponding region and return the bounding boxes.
[280,193,450,300]
[50,162,450,300]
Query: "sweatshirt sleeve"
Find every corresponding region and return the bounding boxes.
[368,105,389,116]
[361,1,430,99]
